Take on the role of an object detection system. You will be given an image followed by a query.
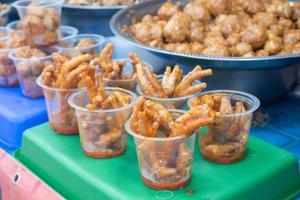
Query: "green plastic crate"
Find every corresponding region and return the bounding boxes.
[14,123,300,200]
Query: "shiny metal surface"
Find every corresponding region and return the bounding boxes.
[110,0,300,104]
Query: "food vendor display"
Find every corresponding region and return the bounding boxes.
[130,0,300,57]
[1,0,300,198]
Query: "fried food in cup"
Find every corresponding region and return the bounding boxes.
[137,63,212,98]
[129,97,217,189]
[40,53,92,134]
[77,67,133,158]
[17,2,61,46]
[190,93,252,163]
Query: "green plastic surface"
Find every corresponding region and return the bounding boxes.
[15,123,300,200]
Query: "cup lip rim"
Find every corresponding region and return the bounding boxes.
[125,109,195,142]
[102,58,153,82]
[60,34,105,51]
[8,46,62,61]
[0,26,9,40]
[36,76,85,92]
[136,74,201,102]
[187,89,261,117]
[68,87,138,113]
[12,0,65,9]
[58,25,79,35]
[7,21,78,36]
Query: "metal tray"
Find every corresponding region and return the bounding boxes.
[110,0,300,104]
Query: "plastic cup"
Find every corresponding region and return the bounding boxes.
[0,26,9,48]
[59,34,105,58]
[68,87,137,158]
[12,0,64,20]
[9,46,62,98]
[0,48,18,87]
[136,75,201,109]
[12,0,64,46]
[188,90,260,164]
[125,110,196,190]
[0,5,11,26]
[36,76,84,134]
[102,58,153,91]
[57,26,79,40]
[7,21,78,44]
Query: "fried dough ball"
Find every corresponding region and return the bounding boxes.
[256,49,269,57]
[283,29,300,48]
[253,12,276,29]
[292,42,300,54]
[216,14,241,38]
[204,31,227,46]
[241,24,267,49]
[206,0,231,16]
[189,21,205,42]
[184,2,211,24]
[231,42,253,57]
[131,15,164,44]
[242,0,265,15]
[163,12,191,43]
[264,33,283,55]
[227,33,241,47]
[202,44,229,56]
[157,2,180,20]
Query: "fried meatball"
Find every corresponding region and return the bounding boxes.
[184,2,211,24]
[292,42,300,54]
[131,17,164,44]
[253,12,276,29]
[204,31,227,46]
[256,49,269,56]
[283,29,300,48]
[163,12,191,43]
[269,24,284,37]
[264,33,283,55]
[190,42,205,54]
[202,44,229,56]
[216,14,241,38]
[235,42,253,56]
[157,2,180,20]
[189,21,205,42]
[241,24,267,49]
[227,33,241,47]
[241,0,265,15]
[206,0,232,16]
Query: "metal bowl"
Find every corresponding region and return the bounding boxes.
[110,0,300,104]
[62,2,136,36]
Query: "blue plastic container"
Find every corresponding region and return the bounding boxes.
[0,87,48,152]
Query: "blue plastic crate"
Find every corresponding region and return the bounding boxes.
[0,87,48,152]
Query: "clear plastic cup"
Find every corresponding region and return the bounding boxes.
[0,5,11,26]
[136,75,201,109]
[12,0,64,46]
[12,0,64,21]
[57,26,79,40]
[7,21,78,44]
[68,87,137,158]
[188,90,260,164]
[36,76,84,134]
[59,34,105,58]
[0,26,9,48]
[0,48,19,87]
[9,46,62,98]
[125,110,196,190]
[102,58,153,91]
